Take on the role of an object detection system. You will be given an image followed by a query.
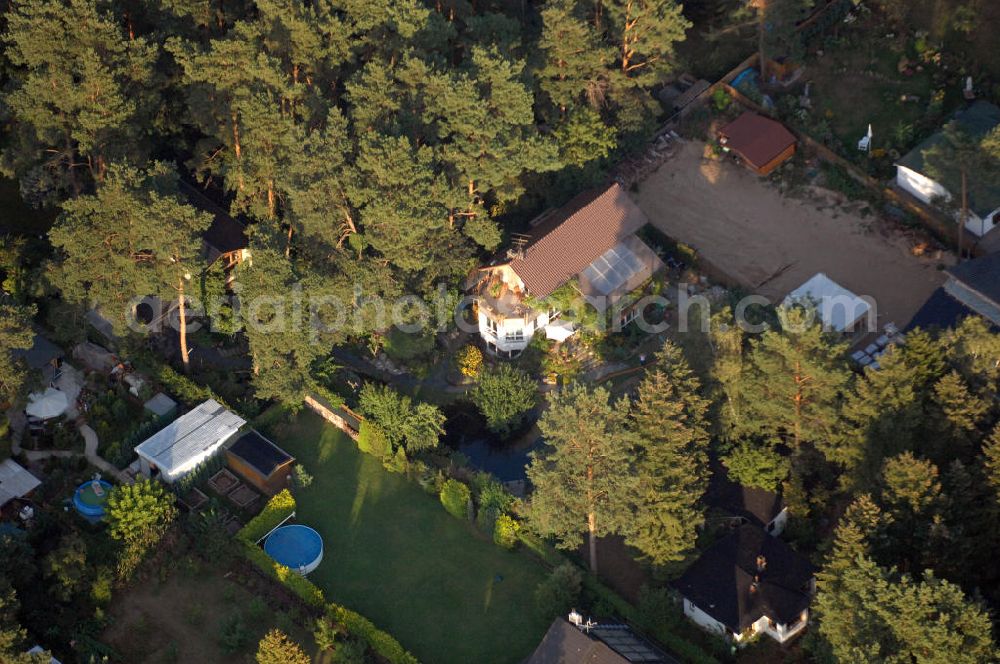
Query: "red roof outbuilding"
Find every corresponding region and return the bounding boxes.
[719,112,797,175]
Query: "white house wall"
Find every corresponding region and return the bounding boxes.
[767,508,789,536]
[683,598,730,638]
[478,310,540,354]
[896,165,994,237]
[971,207,999,237]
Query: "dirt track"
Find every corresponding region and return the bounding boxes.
[635,141,947,330]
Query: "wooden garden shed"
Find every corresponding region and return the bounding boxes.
[225,430,295,496]
[718,111,797,176]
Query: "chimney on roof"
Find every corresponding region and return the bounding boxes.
[756,555,767,573]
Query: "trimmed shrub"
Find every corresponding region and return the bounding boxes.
[439,479,471,520]
[238,490,296,544]
[475,478,514,533]
[493,515,520,550]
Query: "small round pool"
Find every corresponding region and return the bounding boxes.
[264,525,324,575]
[73,479,113,519]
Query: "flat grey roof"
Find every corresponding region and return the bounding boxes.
[135,399,245,473]
[0,459,41,506]
[143,392,178,418]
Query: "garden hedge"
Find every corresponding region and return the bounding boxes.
[236,491,420,664]
[238,489,296,544]
[327,605,420,664]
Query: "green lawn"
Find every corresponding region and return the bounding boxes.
[272,412,551,664]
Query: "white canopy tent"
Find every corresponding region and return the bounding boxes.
[783,273,872,333]
[25,388,69,420]
[544,321,577,342]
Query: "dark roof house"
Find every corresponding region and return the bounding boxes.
[178,180,250,265]
[674,525,815,643]
[718,112,797,176]
[706,463,787,533]
[896,101,1000,223]
[12,334,63,371]
[525,617,670,664]
[906,251,1000,331]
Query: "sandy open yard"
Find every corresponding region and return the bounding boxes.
[636,141,947,330]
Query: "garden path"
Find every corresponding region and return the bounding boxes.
[7,409,132,483]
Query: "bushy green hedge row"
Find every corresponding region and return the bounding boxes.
[236,491,419,664]
[238,489,296,543]
[327,605,420,664]
[240,541,326,607]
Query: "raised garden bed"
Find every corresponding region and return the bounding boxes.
[228,484,260,510]
[208,468,240,495]
[179,487,209,511]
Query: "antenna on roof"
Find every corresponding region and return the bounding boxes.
[507,234,530,261]
[568,610,597,632]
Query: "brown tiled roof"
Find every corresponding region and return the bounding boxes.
[510,184,649,298]
[719,111,797,170]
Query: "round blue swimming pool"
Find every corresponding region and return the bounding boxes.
[73,479,113,519]
[264,525,324,575]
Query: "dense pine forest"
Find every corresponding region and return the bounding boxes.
[4,1,1000,663]
[0,0,696,404]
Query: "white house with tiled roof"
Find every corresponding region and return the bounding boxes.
[470,184,663,357]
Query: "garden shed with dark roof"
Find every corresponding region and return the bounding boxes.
[226,430,295,495]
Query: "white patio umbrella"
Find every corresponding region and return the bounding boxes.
[25,387,69,420]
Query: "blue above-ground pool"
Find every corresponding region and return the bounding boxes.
[264,525,324,575]
[73,479,113,519]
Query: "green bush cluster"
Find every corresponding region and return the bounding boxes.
[493,515,520,550]
[439,479,471,520]
[473,476,515,534]
[534,562,583,619]
[145,362,233,410]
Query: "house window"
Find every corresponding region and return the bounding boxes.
[767,521,776,533]
[505,329,524,342]
[485,318,499,335]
